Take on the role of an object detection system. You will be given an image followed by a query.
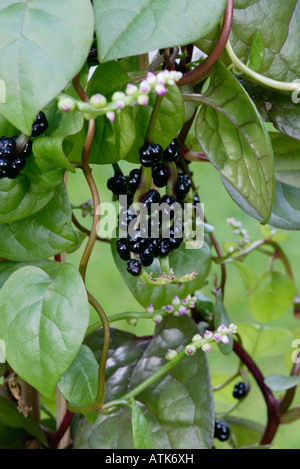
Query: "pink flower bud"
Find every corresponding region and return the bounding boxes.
[221,335,230,345]
[140,80,151,93]
[155,84,167,96]
[204,330,213,340]
[106,111,115,122]
[202,343,211,353]
[146,304,154,313]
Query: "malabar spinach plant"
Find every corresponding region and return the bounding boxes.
[0,0,300,450]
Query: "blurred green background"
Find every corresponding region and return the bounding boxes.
[67,154,300,449]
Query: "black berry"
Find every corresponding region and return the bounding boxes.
[0,158,9,179]
[176,176,190,201]
[149,238,161,258]
[233,382,246,400]
[0,137,17,160]
[127,168,141,193]
[12,136,33,159]
[142,189,160,211]
[163,139,181,162]
[127,233,148,254]
[116,238,131,261]
[214,421,230,442]
[31,111,48,137]
[107,174,127,196]
[127,259,142,276]
[139,143,163,167]
[159,239,171,257]
[140,246,154,267]
[152,163,168,188]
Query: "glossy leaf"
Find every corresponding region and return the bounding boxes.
[0,0,94,134]
[130,398,154,449]
[0,263,89,397]
[112,239,211,309]
[0,183,77,261]
[246,31,265,72]
[75,316,214,449]
[248,271,295,323]
[195,62,275,223]
[94,0,227,62]
[58,345,99,408]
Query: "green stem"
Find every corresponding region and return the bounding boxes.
[67,292,110,414]
[102,349,187,412]
[226,39,300,92]
[165,161,178,197]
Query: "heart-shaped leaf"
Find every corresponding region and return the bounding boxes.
[0,0,94,134]
[0,263,89,397]
[264,374,300,393]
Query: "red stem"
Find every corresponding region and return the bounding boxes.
[49,410,74,449]
[177,0,234,86]
[233,340,280,445]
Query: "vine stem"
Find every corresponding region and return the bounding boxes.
[233,340,280,445]
[226,39,300,92]
[72,75,99,282]
[176,0,234,87]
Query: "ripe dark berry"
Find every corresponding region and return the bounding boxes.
[176,178,190,201]
[128,233,148,254]
[140,246,154,267]
[0,137,17,160]
[139,143,163,167]
[127,168,141,193]
[116,238,131,261]
[107,174,127,196]
[214,421,230,442]
[159,239,171,257]
[233,382,246,400]
[127,259,142,276]
[142,189,160,211]
[12,157,26,171]
[31,111,48,137]
[6,163,20,180]
[149,238,161,258]
[12,136,33,159]
[163,138,181,163]
[0,158,9,179]
[152,163,168,188]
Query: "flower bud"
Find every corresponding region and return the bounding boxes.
[185,344,197,356]
[165,349,178,361]
[146,304,154,314]
[106,111,115,122]
[90,93,107,109]
[172,296,181,306]
[153,314,163,324]
[202,343,211,353]
[204,330,213,340]
[58,97,76,112]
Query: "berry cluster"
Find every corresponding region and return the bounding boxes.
[0,111,48,181]
[107,138,194,277]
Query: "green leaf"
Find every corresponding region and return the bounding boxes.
[265,374,300,392]
[129,398,154,449]
[75,316,214,449]
[246,32,265,72]
[230,261,259,295]
[0,0,94,134]
[195,62,275,223]
[271,133,300,189]
[0,396,47,446]
[94,0,227,62]
[224,416,264,449]
[0,183,78,261]
[112,239,211,309]
[58,345,99,408]
[214,290,233,355]
[0,263,89,397]
[241,80,300,142]
[0,135,73,224]
[237,323,294,358]
[248,271,295,323]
